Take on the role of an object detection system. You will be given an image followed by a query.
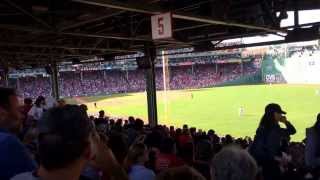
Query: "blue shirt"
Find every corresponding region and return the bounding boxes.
[0,129,36,180]
[129,165,155,180]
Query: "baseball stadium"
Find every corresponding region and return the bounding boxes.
[2,1,320,180]
[5,41,320,141]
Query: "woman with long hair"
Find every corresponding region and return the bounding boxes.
[249,103,296,180]
[305,113,320,168]
[125,143,155,180]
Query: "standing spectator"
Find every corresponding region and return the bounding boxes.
[28,96,46,122]
[250,103,296,180]
[95,110,108,134]
[12,105,127,180]
[57,99,66,108]
[125,143,155,180]
[0,87,36,180]
[155,137,184,172]
[305,113,320,168]
[212,146,258,180]
[127,119,144,145]
[79,104,88,117]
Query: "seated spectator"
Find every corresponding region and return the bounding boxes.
[0,87,36,180]
[193,135,213,179]
[127,119,144,145]
[169,126,175,138]
[177,125,192,151]
[212,146,258,180]
[124,120,129,129]
[156,166,205,180]
[125,143,155,180]
[155,137,184,172]
[108,132,129,165]
[305,113,320,169]
[179,142,194,165]
[12,105,127,180]
[195,135,213,162]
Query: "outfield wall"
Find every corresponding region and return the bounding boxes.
[262,51,320,84]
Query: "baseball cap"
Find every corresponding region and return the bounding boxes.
[265,103,286,114]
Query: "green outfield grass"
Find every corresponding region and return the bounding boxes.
[68,84,320,141]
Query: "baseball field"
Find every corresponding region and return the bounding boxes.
[67,84,320,141]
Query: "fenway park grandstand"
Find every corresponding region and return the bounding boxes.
[1,1,320,180]
[2,40,319,98]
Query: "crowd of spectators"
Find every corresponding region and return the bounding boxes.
[1,87,320,180]
[14,62,259,99]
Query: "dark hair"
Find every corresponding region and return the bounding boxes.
[35,96,45,107]
[160,137,175,154]
[313,113,320,134]
[135,119,144,131]
[99,110,105,117]
[258,107,277,131]
[0,87,16,110]
[108,133,128,164]
[179,142,194,164]
[24,98,33,105]
[79,104,88,111]
[128,116,135,122]
[208,129,215,136]
[38,105,91,170]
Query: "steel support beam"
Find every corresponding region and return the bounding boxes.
[0,42,137,53]
[4,69,9,87]
[294,0,299,27]
[144,43,158,127]
[51,62,60,100]
[3,0,52,29]
[72,0,286,34]
[60,11,125,31]
[0,24,189,45]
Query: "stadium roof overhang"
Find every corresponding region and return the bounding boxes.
[0,0,320,68]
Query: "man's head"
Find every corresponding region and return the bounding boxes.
[57,99,66,107]
[24,98,33,106]
[35,96,46,107]
[0,87,22,130]
[38,105,92,171]
[99,110,105,118]
[211,146,258,180]
[135,119,144,131]
[79,104,88,112]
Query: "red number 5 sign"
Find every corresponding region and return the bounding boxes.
[151,12,173,40]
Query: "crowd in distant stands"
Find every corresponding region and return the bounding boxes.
[13,62,258,99]
[1,87,320,180]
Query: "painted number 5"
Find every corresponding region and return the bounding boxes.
[158,17,164,35]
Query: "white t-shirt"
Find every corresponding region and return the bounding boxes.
[28,106,44,121]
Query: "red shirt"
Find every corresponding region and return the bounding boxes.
[178,134,192,147]
[155,153,185,172]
